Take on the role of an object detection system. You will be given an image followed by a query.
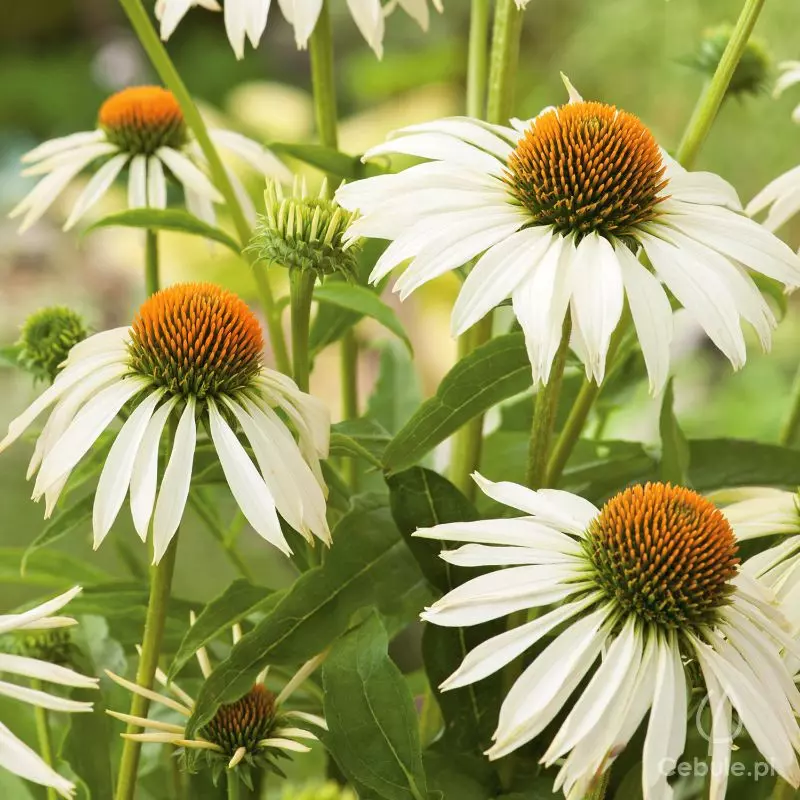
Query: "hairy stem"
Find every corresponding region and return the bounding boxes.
[144,229,159,296]
[118,0,290,373]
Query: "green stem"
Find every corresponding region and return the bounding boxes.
[290,269,317,392]
[117,0,290,374]
[526,316,572,489]
[588,770,612,800]
[144,229,159,296]
[31,680,57,800]
[780,363,800,447]
[485,0,524,124]
[466,0,491,117]
[227,773,241,800]
[309,1,338,151]
[114,536,180,800]
[675,0,767,168]
[448,315,493,500]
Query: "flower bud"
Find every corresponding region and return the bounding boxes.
[17,306,89,382]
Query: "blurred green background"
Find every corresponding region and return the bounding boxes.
[1,2,800,793]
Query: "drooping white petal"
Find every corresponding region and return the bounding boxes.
[0,722,76,799]
[21,130,105,164]
[346,0,384,58]
[278,0,322,48]
[156,147,223,202]
[0,681,94,713]
[21,142,119,177]
[147,155,168,209]
[152,398,197,563]
[208,399,291,555]
[452,227,553,336]
[127,154,148,208]
[746,165,800,219]
[568,233,624,384]
[93,390,164,548]
[614,242,673,396]
[243,0,271,48]
[0,654,98,689]
[209,129,291,183]
[471,473,599,533]
[63,152,130,230]
[129,396,179,541]
[158,0,203,39]
[33,377,148,499]
[0,587,82,636]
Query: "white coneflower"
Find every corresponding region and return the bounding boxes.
[0,587,98,799]
[336,76,800,394]
[156,0,444,61]
[10,85,291,233]
[106,626,326,786]
[416,476,800,800]
[0,283,331,563]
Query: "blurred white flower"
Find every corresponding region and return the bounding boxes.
[418,478,800,800]
[10,85,291,233]
[0,283,331,564]
[0,587,98,799]
[156,0,443,60]
[337,75,800,394]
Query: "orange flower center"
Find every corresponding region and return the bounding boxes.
[586,483,739,628]
[507,101,668,239]
[98,86,187,154]
[202,684,277,757]
[128,283,263,399]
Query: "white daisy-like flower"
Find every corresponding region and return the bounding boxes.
[336,76,800,394]
[720,487,800,631]
[416,476,800,800]
[106,623,326,782]
[0,282,331,564]
[156,0,444,61]
[10,85,291,234]
[0,586,99,799]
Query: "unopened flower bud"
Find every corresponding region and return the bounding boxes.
[17,306,89,382]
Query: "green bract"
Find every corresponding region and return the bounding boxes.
[17,306,88,382]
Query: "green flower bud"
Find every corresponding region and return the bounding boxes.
[17,306,89,383]
[248,177,361,280]
[688,23,772,99]
[0,628,74,666]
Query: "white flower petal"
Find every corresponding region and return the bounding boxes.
[279,0,321,48]
[0,654,98,689]
[152,397,197,563]
[0,722,76,799]
[0,680,93,714]
[210,129,291,183]
[21,142,119,177]
[127,154,148,208]
[156,147,223,202]
[346,0,384,58]
[0,587,82,636]
[439,543,578,567]
[668,169,742,210]
[746,165,800,219]
[413,517,581,551]
[21,130,105,164]
[147,155,168,209]
[63,152,129,231]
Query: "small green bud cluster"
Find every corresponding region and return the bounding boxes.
[17,306,89,383]
[689,23,772,99]
[248,177,361,279]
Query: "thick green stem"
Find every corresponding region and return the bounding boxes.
[114,536,180,800]
[309,1,338,151]
[466,0,491,117]
[227,773,241,800]
[526,316,572,489]
[675,0,767,168]
[144,229,159,296]
[31,680,57,800]
[449,315,493,500]
[485,0,524,124]
[290,269,317,393]
[780,364,800,447]
[770,779,798,800]
[118,0,290,374]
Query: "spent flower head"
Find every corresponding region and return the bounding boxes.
[248,177,361,280]
[16,307,89,383]
[417,476,800,799]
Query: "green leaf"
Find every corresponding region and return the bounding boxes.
[169,579,279,679]
[331,418,392,462]
[687,439,800,491]
[83,208,241,254]
[329,432,384,468]
[0,548,111,587]
[184,494,423,737]
[268,142,387,181]
[388,467,477,594]
[367,341,424,436]
[659,378,690,485]
[21,493,94,575]
[384,333,532,474]
[314,282,412,353]
[424,750,496,800]
[322,612,428,800]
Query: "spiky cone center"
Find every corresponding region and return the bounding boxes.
[249,184,361,278]
[17,306,88,382]
[201,684,277,756]
[127,283,263,399]
[507,101,668,239]
[0,628,73,666]
[98,86,188,154]
[585,483,740,629]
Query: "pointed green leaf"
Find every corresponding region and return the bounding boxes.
[659,379,690,485]
[314,282,412,353]
[83,208,241,254]
[384,333,531,474]
[322,611,428,800]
